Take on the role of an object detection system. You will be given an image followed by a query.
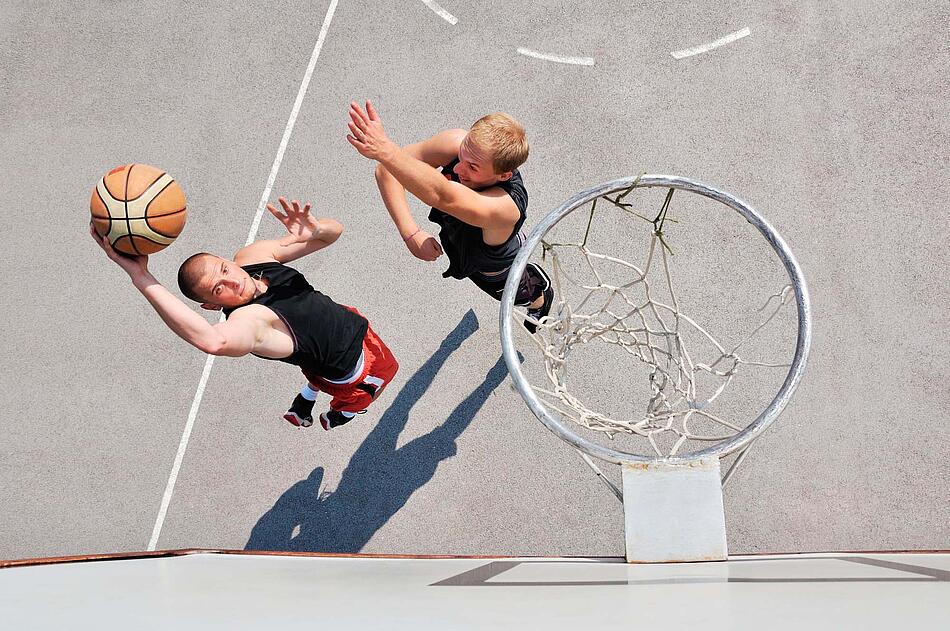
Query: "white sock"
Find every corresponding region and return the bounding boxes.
[301,384,319,401]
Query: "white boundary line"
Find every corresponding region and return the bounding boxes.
[146,0,340,552]
[245,0,341,248]
[671,27,750,59]
[421,0,458,25]
[516,47,595,66]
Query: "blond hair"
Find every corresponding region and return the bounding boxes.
[465,112,529,174]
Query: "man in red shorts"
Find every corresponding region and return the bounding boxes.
[90,196,398,430]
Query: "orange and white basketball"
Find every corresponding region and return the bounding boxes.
[90,163,187,255]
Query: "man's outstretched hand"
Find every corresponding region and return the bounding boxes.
[346,100,396,162]
[348,100,443,262]
[266,196,320,245]
[89,222,150,280]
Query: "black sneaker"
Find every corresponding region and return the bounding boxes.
[283,394,315,428]
[319,409,364,431]
[524,282,554,334]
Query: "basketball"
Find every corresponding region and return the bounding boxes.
[90,163,187,255]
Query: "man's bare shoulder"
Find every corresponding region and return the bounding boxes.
[435,128,468,145]
[232,248,278,267]
[478,185,518,200]
[406,128,467,165]
[226,302,278,323]
[477,185,521,223]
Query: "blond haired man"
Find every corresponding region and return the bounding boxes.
[346,101,552,332]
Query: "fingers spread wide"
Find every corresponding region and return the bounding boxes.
[266,203,287,221]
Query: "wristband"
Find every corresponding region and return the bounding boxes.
[402,228,421,243]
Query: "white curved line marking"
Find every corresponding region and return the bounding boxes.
[517,47,595,66]
[671,27,750,59]
[146,0,340,553]
[421,0,458,25]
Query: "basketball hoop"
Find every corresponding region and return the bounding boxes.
[500,175,812,561]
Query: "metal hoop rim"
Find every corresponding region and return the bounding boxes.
[499,175,813,465]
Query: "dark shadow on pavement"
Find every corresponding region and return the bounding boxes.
[246,309,512,552]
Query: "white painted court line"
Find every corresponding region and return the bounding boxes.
[516,47,595,66]
[671,27,750,59]
[245,0,340,248]
[146,0,340,552]
[421,0,458,25]
[147,351,218,551]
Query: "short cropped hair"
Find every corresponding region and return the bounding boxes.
[177,253,214,302]
[466,112,529,174]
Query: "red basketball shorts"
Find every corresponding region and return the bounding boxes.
[302,309,399,414]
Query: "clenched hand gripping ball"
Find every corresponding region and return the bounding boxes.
[90,163,187,255]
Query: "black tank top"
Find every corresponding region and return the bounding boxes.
[428,158,528,279]
[222,262,368,380]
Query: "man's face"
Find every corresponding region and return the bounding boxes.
[198,255,257,308]
[453,137,511,189]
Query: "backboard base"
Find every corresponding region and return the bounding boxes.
[622,458,728,563]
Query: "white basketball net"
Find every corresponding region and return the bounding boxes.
[520,183,794,458]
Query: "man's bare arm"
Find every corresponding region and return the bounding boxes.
[133,273,261,356]
[348,102,519,230]
[374,128,465,235]
[373,129,463,260]
[90,224,261,357]
[375,147,517,229]
[234,197,344,266]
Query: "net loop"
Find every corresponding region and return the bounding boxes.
[520,187,795,458]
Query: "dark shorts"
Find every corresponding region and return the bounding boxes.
[469,263,550,306]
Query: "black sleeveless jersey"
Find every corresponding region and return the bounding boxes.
[428,158,528,279]
[222,262,368,380]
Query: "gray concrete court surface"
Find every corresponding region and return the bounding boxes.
[1,1,947,561]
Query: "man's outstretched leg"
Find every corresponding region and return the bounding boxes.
[471,262,554,334]
[284,383,320,427]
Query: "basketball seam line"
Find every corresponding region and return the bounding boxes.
[96,208,187,220]
[124,165,140,255]
[125,170,168,202]
[144,178,176,215]
[143,215,186,240]
[109,209,188,220]
[141,206,187,218]
[92,188,113,228]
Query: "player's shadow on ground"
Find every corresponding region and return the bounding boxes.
[246,309,512,553]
